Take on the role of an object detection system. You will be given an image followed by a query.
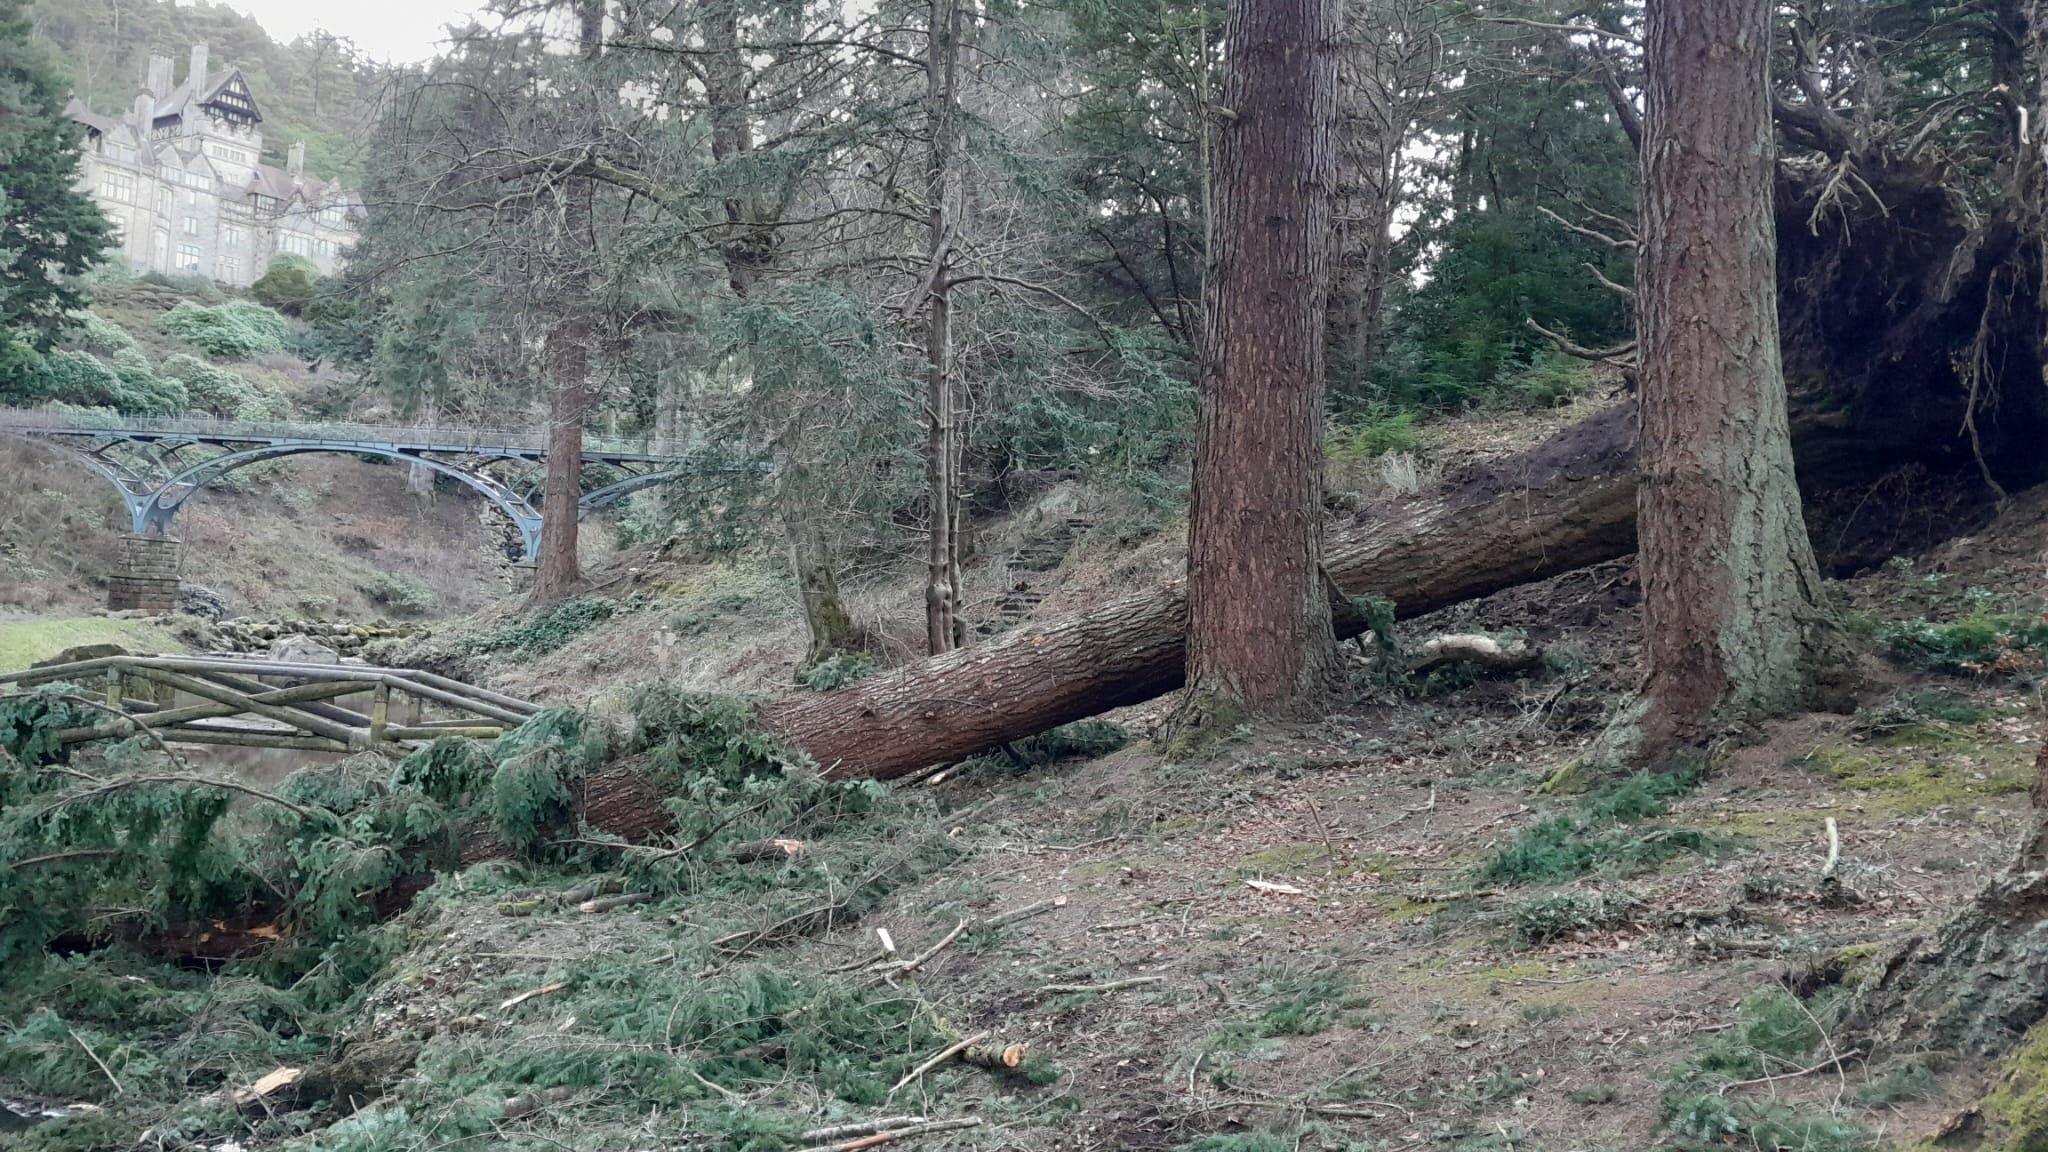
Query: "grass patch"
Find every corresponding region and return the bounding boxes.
[0,617,182,670]
[468,597,618,657]
[1797,738,2032,813]
[1479,769,1717,885]
[1660,987,1872,1152]
[1512,890,1634,945]
[1875,609,2048,677]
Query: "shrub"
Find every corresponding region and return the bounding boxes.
[1877,610,2048,676]
[251,254,320,316]
[71,313,138,356]
[160,354,282,418]
[469,597,617,657]
[22,349,125,407]
[1329,409,1420,460]
[109,348,187,415]
[362,572,438,616]
[1513,890,1633,944]
[798,651,876,691]
[1504,350,1593,408]
[157,301,289,358]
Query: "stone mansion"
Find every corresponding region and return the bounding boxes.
[66,44,363,288]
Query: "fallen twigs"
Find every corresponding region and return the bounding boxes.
[890,1031,991,1094]
[870,919,968,980]
[807,1117,982,1150]
[1041,975,1163,995]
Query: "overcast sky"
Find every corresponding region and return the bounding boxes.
[223,0,479,64]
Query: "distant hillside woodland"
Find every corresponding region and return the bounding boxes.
[26,0,383,181]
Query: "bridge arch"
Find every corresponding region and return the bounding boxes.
[136,444,544,560]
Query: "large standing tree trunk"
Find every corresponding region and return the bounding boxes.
[1629,0,1830,760]
[1181,0,1344,719]
[920,0,966,656]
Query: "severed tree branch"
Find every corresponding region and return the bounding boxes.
[1524,318,1636,363]
[1537,205,1637,250]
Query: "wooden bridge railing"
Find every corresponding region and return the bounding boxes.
[0,654,541,756]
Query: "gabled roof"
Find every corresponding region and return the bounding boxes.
[246,163,350,209]
[64,96,121,137]
[151,68,263,129]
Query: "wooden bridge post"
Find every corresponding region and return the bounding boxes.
[370,683,390,746]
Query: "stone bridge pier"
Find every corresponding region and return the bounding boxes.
[107,533,184,613]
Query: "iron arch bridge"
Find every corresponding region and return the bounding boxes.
[0,409,752,561]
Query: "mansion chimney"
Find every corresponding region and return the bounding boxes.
[188,43,209,92]
[287,141,306,181]
[132,92,154,132]
[145,52,174,96]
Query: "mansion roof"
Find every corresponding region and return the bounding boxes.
[66,54,360,222]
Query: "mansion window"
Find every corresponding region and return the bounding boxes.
[107,143,137,162]
[217,255,240,280]
[207,143,250,166]
[221,223,244,247]
[176,243,202,271]
[100,170,135,202]
[318,205,344,225]
[279,232,316,257]
[155,187,172,215]
[251,194,281,212]
[182,216,199,235]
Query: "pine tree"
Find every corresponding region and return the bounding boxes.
[1631,0,1830,760]
[0,0,112,364]
[1180,0,1343,720]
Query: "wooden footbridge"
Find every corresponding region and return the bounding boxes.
[1,653,540,755]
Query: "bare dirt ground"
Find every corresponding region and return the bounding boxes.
[347,486,2048,1152]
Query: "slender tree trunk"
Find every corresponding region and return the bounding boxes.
[922,0,966,655]
[529,0,606,606]
[1181,0,1344,719]
[776,446,866,670]
[704,0,770,297]
[1331,0,1420,375]
[1625,0,1832,760]
[533,328,590,604]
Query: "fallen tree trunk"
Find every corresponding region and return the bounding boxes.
[757,404,1644,781]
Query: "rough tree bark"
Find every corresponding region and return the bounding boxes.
[919,0,967,656]
[528,0,607,606]
[777,453,867,670]
[1330,0,1434,373]
[532,334,591,604]
[1628,0,1831,760]
[1181,0,1344,719]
